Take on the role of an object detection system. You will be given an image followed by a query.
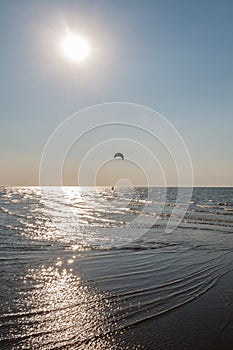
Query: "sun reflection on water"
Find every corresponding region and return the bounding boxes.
[12,264,133,350]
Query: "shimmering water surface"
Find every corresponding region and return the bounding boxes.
[1,187,233,349]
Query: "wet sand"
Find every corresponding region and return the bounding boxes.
[115,267,233,349]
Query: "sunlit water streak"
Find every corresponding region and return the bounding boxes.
[0,187,233,349]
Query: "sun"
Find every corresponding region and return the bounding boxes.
[61,33,90,63]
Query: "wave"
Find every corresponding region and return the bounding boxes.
[1,246,232,350]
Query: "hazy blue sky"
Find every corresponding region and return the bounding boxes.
[0,0,233,186]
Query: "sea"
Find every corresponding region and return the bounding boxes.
[1,186,233,350]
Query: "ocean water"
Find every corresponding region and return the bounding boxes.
[1,187,233,349]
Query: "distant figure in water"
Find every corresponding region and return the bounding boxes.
[111,186,114,190]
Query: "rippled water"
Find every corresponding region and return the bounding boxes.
[1,187,233,349]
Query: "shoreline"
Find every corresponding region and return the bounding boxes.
[116,266,233,349]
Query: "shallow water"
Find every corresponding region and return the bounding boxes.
[1,187,233,349]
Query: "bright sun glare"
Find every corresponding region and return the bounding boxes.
[61,33,90,63]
